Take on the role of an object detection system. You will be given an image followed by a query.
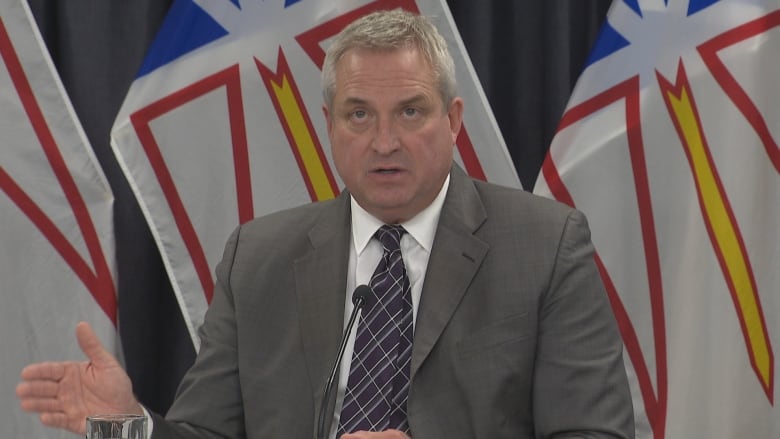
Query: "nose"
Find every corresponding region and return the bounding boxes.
[371,117,400,154]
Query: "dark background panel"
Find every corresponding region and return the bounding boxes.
[25,0,611,414]
[448,1,610,189]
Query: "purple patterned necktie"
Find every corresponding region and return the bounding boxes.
[338,225,413,435]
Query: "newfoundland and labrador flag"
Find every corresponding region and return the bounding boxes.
[111,0,519,350]
[535,0,780,437]
[0,0,117,437]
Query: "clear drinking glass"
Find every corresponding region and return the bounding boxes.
[85,414,147,439]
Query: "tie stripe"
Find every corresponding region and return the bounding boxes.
[338,225,413,434]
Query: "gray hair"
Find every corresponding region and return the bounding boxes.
[321,8,457,110]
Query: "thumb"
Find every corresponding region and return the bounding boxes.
[76,321,116,368]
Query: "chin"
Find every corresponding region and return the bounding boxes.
[366,200,413,223]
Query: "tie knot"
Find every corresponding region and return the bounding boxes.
[375,225,405,252]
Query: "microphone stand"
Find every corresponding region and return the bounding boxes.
[316,285,370,439]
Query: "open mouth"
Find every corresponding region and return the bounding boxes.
[372,166,403,174]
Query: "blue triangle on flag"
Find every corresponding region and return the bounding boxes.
[622,0,642,17]
[285,0,303,6]
[688,0,720,15]
[583,20,631,68]
[136,0,229,78]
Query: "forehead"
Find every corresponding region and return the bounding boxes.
[332,47,438,103]
[336,46,436,84]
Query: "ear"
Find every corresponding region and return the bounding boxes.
[322,104,333,138]
[447,97,464,144]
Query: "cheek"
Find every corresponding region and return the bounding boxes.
[331,143,349,174]
[422,128,455,160]
[331,134,362,177]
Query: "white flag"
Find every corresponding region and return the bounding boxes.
[111,0,519,349]
[0,0,117,437]
[535,0,780,437]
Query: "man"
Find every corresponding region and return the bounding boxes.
[17,9,634,439]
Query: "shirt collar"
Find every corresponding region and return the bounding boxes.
[351,173,450,255]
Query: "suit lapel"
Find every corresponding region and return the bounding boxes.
[411,166,489,379]
[294,193,352,418]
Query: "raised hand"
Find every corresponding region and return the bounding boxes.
[16,321,142,435]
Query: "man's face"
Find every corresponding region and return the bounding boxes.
[324,46,463,224]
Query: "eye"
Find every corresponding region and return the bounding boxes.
[350,109,367,121]
[402,107,419,118]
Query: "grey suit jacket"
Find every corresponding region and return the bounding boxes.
[151,165,634,438]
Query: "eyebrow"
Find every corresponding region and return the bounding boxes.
[398,95,430,108]
[340,94,430,109]
[341,97,369,107]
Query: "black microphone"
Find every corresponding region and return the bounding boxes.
[316,284,371,439]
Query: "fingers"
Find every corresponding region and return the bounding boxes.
[37,407,88,436]
[18,395,64,413]
[19,361,66,381]
[16,379,60,399]
[38,412,71,430]
[75,321,116,368]
[17,380,68,423]
[17,370,69,416]
[17,363,69,408]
